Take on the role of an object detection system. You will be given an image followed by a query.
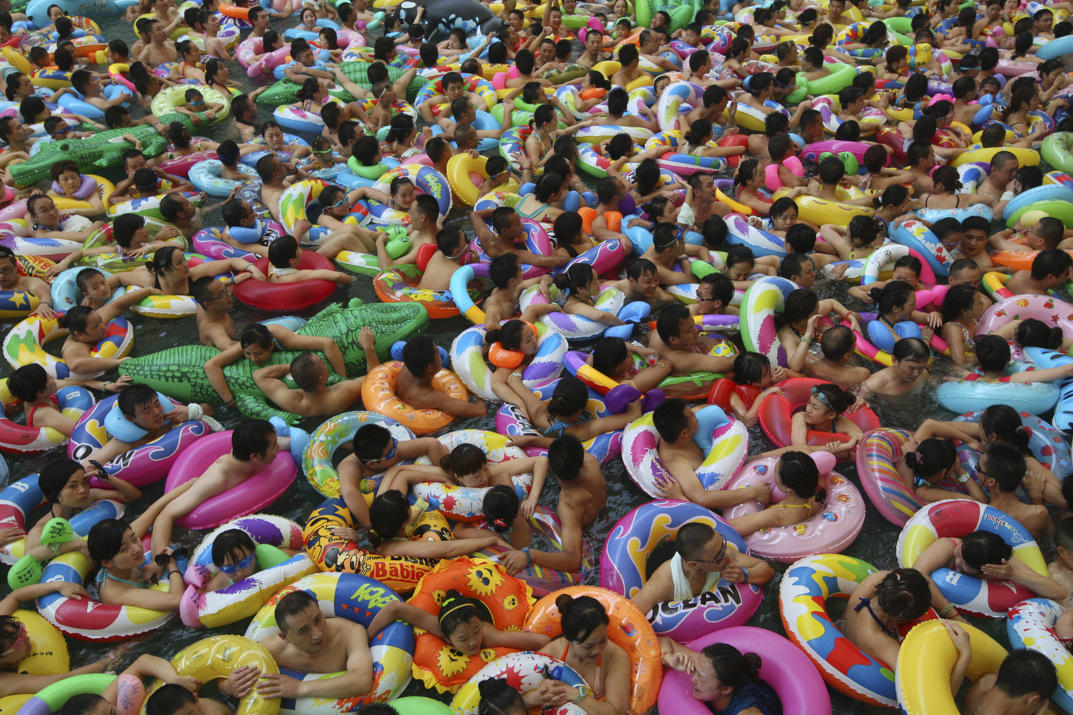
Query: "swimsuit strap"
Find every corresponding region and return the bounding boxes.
[853,596,898,639]
[96,568,146,589]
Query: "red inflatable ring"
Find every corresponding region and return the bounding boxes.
[233,253,337,311]
[758,377,880,447]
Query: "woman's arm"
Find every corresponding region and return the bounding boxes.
[382,534,507,559]
[204,345,243,405]
[482,623,550,650]
[375,464,448,496]
[941,323,971,367]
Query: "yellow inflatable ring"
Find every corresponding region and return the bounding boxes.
[2,313,133,379]
[49,175,115,213]
[141,635,280,715]
[360,360,469,435]
[896,620,1007,715]
[445,152,519,206]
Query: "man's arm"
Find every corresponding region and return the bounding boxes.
[254,364,306,412]
[204,345,243,404]
[272,330,346,376]
[259,624,373,698]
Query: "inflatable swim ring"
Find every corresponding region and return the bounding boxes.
[302,411,417,498]
[2,313,133,380]
[758,378,880,448]
[360,360,469,435]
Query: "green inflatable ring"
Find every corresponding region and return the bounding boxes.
[257,62,426,106]
[20,673,116,712]
[346,157,393,180]
[801,62,857,96]
[392,697,455,715]
[1042,132,1073,174]
[1006,199,1073,229]
[636,0,652,28]
[149,84,231,122]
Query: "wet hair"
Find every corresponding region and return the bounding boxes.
[368,490,410,544]
[211,528,256,569]
[440,443,488,481]
[653,398,689,441]
[702,212,729,248]
[994,650,1058,700]
[353,423,392,463]
[268,235,300,269]
[699,272,733,308]
[87,517,132,563]
[725,245,755,272]
[8,362,50,403]
[1015,318,1063,350]
[982,442,1027,493]
[549,434,585,482]
[482,485,519,533]
[780,288,818,326]
[870,280,914,317]
[656,303,692,343]
[477,677,526,715]
[401,336,438,378]
[556,594,609,643]
[231,419,275,461]
[275,589,319,632]
[484,319,527,351]
[439,589,490,635]
[57,305,94,335]
[239,323,274,352]
[145,684,198,715]
[873,568,931,621]
[674,522,718,560]
[940,284,977,322]
[291,352,327,392]
[974,334,1011,373]
[980,404,1031,453]
[730,352,769,386]
[930,165,962,194]
[1031,249,1073,280]
[820,325,855,361]
[591,337,629,377]
[818,156,845,185]
[39,456,84,503]
[779,450,826,503]
[960,530,1012,571]
[847,215,880,248]
[904,437,956,480]
[809,383,854,414]
[547,375,589,419]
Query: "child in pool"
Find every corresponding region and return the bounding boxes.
[712,352,789,428]
[57,292,154,375]
[971,335,1073,384]
[150,420,294,557]
[640,223,716,288]
[727,450,827,537]
[552,211,596,260]
[590,336,673,394]
[911,529,1067,602]
[266,235,355,285]
[939,284,985,367]
[366,588,549,657]
[864,281,943,354]
[47,161,103,218]
[791,383,864,455]
[377,442,548,519]
[777,288,862,373]
[861,337,932,399]
[359,490,509,560]
[485,319,548,407]
[507,374,642,449]
[24,457,141,556]
[201,528,299,592]
[483,253,556,329]
[550,263,626,326]
[896,436,986,503]
[7,363,128,438]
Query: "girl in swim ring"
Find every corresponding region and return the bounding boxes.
[728,450,827,536]
[791,383,864,454]
[590,336,673,394]
[896,436,986,503]
[717,351,788,428]
[661,640,782,715]
[364,490,509,560]
[939,284,984,367]
[507,374,642,448]
[551,263,626,326]
[201,528,298,591]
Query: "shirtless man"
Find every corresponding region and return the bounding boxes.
[256,154,295,225]
[150,419,293,555]
[978,443,1051,541]
[418,226,471,291]
[976,151,1018,206]
[651,304,736,379]
[610,44,645,88]
[482,253,555,328]
[397,337,486,418]
[158,192,208,240]
[253,348,370,419]
[500,435,604,575]
[256,590,374,700]
[680,173,729,230]
[1003,249,1073,297]
[945,633,1057,715]
[85,383,219,469]
[630,523,774,617]
[0,246,54,317]
[137,20,179,66]
[651,399,770,508]
[637,28,678,73]
[470,206,568,269]
[418,71,490,124]
[337,423,447,528]
[861,337,931,399]
[807,326,872,387]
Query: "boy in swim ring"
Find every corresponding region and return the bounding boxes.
[200,528,298,592]
[652,398,771,509]
[631,522,774,618]
[651,303,737,379]
[418,226,471,292]
[482,253,557,330]
[265,235,355,285]
[336,423,449,530]
[590,336,673,394]
[252,341,372,418]
[1002,249,1073,297]
[974,443,1051,541]
[24,456,142,555]
[715,352,788,428]
[150,419,291,557]
[806,325,872,388]
[0,246,54,318]
[390,336,487,419]
[913,529,1067,602]
[85,383,222,466]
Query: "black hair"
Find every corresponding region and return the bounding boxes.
[779,450,826,503]
[231,419,275,461]
[1015,318,1064,350]
[485,319,527,351]
[274,589,319,632]
[477,677,526,715]
[210,528,256,569]
[1031,249,1073,280]
[809,383,854,413]
[940,284,977,322]
[974,334,1011,373]
[960,530,1012,571]
[870,280,914,317]
[653,398,689,441]
[87,518,131,563]
[981,404,1031,452]
[369,490,410,544]
[994,650,1059,700]
[146,684,198,715]
[482,485,519,533]
[905,437,956,479]
[549,434,585,482]
[8,362,50,403]
[981,442,1027,493]
[439,589,490,636]
[268,235,300,269]
[556,594,609,643]
[820,325,855,361]
[656,303,691,344]
[547,375,589,419]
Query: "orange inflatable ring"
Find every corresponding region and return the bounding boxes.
[219,4,251,20]
[360,360,469,435]
[525,585,661,715]
[488,321,538,369]
[407,556,536,694]
[578,207,623,235]
[580,87,607,101]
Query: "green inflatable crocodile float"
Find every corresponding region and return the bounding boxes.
[10,113,194,187]
[118,300,429,424]
[257,61,427,106]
